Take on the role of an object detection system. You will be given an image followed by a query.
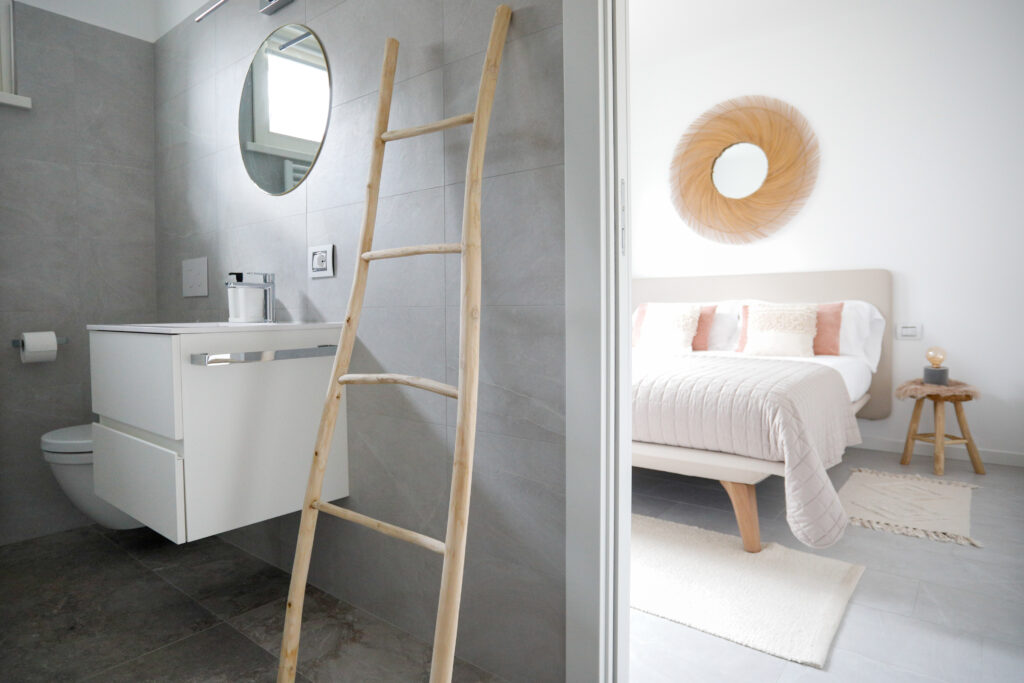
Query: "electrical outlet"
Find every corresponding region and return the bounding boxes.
[182,256,208,297]
[309,244,335,279]
[896,323,922,340]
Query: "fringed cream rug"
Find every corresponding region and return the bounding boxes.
[838,468,980,547]
[631,515,864,668]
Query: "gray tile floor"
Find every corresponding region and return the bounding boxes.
[0,525,496,682]
[630,448,1024,682]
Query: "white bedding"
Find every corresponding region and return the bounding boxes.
[632,354,863,548]
[671,351,874,402]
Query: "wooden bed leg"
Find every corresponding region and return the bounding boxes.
[720,481,761,553]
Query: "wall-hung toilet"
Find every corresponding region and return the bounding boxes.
[41,425,143,530]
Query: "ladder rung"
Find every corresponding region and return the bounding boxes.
[338,373,458,399]
[381,112,474,142]
[313,500,446,554]
[362,243,463,261]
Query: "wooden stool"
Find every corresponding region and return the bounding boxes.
[896,379,984,476]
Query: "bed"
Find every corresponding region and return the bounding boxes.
[631,269,892,551]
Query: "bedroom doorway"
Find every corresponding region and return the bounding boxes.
[619,2,1022,681]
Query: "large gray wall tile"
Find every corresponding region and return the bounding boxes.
[442,0,563,65]
[444,24,563,182]
[0,235,85,313]
[0,84,77,164]
[310,0,442,106]
[156,157,220,240]
[444,164,565,307]
[446,305,565,443]
[0,5,157,545]
[214,56,253,153]
[216,147,308,230]
[156,76,218,174]
[0,158,78,240]
[76,164,156,244]
[155,13,217,104]
[78,239,157,318]
[306,69,445,213]
[348,306,448,426]
[305,190,446,314]
[459,552,565,681]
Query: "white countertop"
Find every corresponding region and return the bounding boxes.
[87,322,344,334]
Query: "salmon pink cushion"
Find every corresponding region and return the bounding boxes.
[813,302,844,355]
[735,305,749,352]
[691,305,717,351]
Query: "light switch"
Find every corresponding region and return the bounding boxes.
[309,244,335,279]
[182,256,208,297]
[896,323,922,340]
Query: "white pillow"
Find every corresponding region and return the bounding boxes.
[632,303,701,359]
[839,300,886,371]
[706,300,743,351]
[743,303,817,357]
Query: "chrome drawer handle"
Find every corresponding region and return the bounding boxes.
[191,345,337,366]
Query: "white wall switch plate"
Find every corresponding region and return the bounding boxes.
[182,256,208,297]
[896,323,922,340]
[309,244,335,279]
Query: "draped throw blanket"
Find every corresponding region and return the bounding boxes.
[632,355,862,548]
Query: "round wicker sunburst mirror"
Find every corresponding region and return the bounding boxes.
[670,96,819,244]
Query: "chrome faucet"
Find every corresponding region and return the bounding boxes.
[226,272,276,323]
[248,272,276,322]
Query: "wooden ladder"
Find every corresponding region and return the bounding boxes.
[277,6,512,683]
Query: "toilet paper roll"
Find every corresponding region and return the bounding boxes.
[20,331,58,363]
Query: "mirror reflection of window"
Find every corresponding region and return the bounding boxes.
[239,24,331,195]
[266,51,329,142]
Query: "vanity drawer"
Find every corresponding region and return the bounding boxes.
[93,423,185,543]
[90,331,182,439]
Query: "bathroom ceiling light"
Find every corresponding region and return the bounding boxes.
[260,0,295,15]
[194,0,229,23]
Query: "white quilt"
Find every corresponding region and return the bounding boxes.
[632,355,862,548]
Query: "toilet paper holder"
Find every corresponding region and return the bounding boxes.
[11,336,68,349]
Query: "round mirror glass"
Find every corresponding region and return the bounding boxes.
[711,142,769,199]
[238,25,330,195]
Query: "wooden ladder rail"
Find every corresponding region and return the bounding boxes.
[277,7,512,683]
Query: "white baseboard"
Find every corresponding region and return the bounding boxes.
[858,435,1024,468]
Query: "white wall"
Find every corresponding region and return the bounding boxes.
[628,0,1024,462]
[16,0,206,41]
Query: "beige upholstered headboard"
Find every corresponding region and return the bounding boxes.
[632,269,893,419]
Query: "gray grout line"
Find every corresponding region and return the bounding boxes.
[78,622,225,682]
[81,528,229,680]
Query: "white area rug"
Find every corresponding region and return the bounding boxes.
[631,514,864,668]
[838,468,980,547]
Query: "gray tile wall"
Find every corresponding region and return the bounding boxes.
[153,1,565,680]
[0,4,156,545]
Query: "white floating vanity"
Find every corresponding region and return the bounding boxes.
[87,322,349,543]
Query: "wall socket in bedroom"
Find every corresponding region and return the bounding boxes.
[896,323,922,340]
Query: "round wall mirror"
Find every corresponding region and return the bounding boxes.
[669,96,819,244]
[238,25,330,195]
[711,142,769,199]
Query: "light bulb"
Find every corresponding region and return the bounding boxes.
[925,346,946,369]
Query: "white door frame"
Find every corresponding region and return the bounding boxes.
[564,0,631,679]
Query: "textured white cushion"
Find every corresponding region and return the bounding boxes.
[632,303,701,359]
[743,303,818,357]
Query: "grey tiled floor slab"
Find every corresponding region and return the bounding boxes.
[0,525,497,681]
[631,447,1024,682]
